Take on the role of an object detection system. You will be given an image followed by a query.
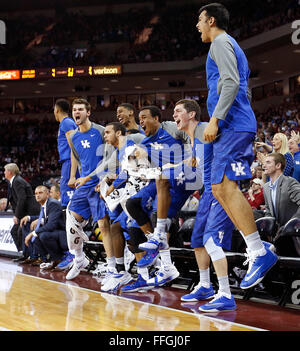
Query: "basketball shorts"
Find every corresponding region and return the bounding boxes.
[191,190,234,250]
[108,204,123,223]
[68,185,108,221]
[154,165,197,219]
[60,159,79,207]
[211,130,255,185]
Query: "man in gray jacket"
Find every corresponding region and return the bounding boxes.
[262,152,300,255]
[263,153,300,226]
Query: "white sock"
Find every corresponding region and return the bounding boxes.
[74,249,84,262]
[106,256,116,270]
[244,231,265,252]
[156,218,167,232]
[159,248,172,266]
[199,268,210,288]
[218,275,231,296]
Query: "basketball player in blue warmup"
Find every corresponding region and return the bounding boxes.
[75,122,146,291]
[65,98,113,280]
[117,103,144,134]
[53,99,79,270]
[136,106,199,252]
[54,99,78,208]
[197,3,277,290]
[125,106,193,289]
[172,99,236,312]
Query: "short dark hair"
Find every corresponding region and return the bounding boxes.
[175,99,201,120]
[55,99,70,114]
[269,152,286,171]
[72,98,91,112]
[118,103,136,115]
[140,105,162,121]
[198,2,229,31]
[106,122,126,136]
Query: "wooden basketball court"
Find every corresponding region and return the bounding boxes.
[0,257,299,332]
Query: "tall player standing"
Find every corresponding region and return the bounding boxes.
[54,98,78,208]
[173,99,235,312]
[197,3,277,289]
[53,99,79,271]
[65,98,114,280]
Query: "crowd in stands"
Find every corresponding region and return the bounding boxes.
[1,0,299,69]
[0,116,61,197]
[239,95,300,213]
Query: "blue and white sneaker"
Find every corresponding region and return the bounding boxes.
[54,252,75,271]
[101,271,132,292]
[147,264,179,287]
[137,249,159,268]
[101,268,117,286]
[138,229,169,251]
[198,292,236,312]
[240,242,278,290]
[121,274,152,292]
[181,283,215,302]
[66,256,90,280]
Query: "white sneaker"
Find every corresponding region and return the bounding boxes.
[101,268,117,286]
[92,262,108,276]
[139,228,169,251]
[101,271,132,292]
[66,256,89,280]
[147,264,179,287]
[40,262,52,270]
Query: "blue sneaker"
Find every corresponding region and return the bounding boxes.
[181,283,215,302]
[121,274,152,292]
[240,243,278,289]
[137,249,159,268]
[199,292,236,312]
[138,229,169,251]
[54,252,75,271]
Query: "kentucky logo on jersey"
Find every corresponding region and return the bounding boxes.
[150,142,164,150]
[231,162,246,176]
[81,140,91,148]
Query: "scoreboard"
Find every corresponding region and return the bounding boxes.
[0,65,122,80]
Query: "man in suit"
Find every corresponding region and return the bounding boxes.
[50,183,61,201]
[23,185,71,270]
[4,163,40,253]
[263,153,300,225]
[262,153,300,255]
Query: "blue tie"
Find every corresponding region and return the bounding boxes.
[31,207,44,242]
